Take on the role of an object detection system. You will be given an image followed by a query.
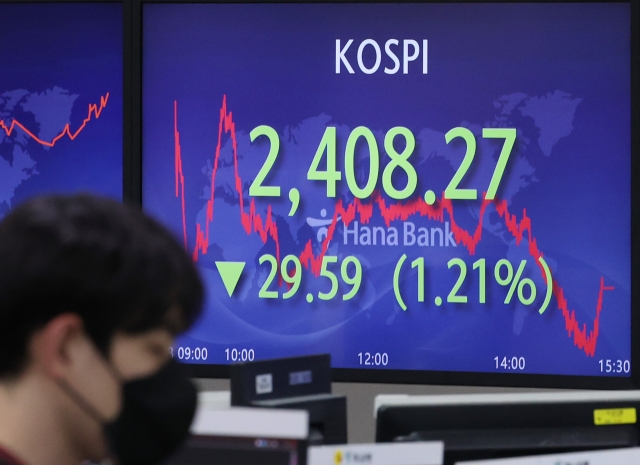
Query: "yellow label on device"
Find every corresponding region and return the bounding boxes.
[594,408,637,425]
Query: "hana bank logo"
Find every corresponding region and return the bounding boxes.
[306,208,342,243]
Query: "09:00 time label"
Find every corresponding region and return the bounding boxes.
[170,346,208,361]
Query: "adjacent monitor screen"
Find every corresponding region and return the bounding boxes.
[0,2,123,219]
[140,2,636,386]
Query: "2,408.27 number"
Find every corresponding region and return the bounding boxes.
[249,125,516,202]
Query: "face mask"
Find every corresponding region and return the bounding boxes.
[58,357,197,465]
[104,359,197,465]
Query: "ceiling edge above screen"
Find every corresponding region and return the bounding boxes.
[133,0,640,389]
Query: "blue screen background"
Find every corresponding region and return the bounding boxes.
[142,3,631,377]
[0,3,123,218]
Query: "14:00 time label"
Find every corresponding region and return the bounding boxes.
[494,356,526,370]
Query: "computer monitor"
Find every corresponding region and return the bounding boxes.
[136,0,639,388]
[163,407,308,465]
[375,392,640,465]
[0,2,124,215]
[230,354,348,445]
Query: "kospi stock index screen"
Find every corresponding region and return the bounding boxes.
[0,3,123,218]
[141,2,633,384]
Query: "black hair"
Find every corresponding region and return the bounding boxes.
[0,194,204,378]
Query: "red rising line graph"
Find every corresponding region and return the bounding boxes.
[0,93,109,147]
[174,95,613,357]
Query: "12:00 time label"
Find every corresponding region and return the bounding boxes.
[358,352,389,366]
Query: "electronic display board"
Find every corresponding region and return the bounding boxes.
[140,2,637,386]
[0,2,123,216]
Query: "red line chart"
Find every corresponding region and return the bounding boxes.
[0,93,109,148]
[173,95,614,357]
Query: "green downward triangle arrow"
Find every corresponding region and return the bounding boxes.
[215,261,245,297]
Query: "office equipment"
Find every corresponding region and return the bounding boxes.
[230,355,347,445]
[309,442,443,465]
[163,407,309,465]
[456,446,640,465]
[375,392,640,464]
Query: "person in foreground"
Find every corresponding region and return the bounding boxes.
[0,195,204,465]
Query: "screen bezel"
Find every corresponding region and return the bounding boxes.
[131,0,640,389]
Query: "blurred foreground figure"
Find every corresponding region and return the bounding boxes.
[0,195,204,465]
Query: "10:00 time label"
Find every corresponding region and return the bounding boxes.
[225,348,255,362]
